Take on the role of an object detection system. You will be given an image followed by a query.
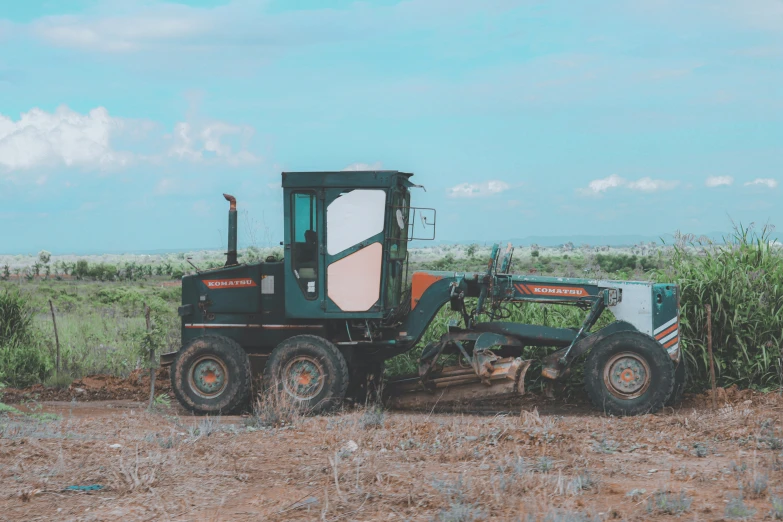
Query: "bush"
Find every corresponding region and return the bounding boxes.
[658,223,783,390]
[0,289,50,387]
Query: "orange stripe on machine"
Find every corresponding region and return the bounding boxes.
[655,323,678,340]
[202,278,258,289]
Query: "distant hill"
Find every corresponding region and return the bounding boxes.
[6,230,779,256]
[417,231,737,248]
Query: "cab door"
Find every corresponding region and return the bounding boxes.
[323,188,387,316]
[284,189,325,318]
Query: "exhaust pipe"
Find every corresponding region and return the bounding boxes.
[223,194,238,266]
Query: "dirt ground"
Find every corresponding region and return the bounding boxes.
[1,386,782,521]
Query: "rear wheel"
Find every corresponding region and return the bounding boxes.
[263,335,349,414]
[584,331,674,416]
[171,335,252,415]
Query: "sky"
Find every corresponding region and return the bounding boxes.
[0,0,781,254]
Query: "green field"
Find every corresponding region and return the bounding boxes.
[1,225,782,395]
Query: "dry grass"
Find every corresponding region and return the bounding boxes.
[0,390,781,521]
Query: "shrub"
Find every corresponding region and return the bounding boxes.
[0,289,50,387]
[658,223,783,390]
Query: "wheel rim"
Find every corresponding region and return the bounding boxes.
[603,352,651,399]
[189,356,229,398]
[282,356,325,401]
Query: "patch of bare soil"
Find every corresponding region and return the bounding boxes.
[2,369,172,403]
[1,388,782,521]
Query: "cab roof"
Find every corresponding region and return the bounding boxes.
[281,170,414,189]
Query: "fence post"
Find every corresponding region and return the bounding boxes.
[706,304,717,410]
[49,300,60,379]
[145,305,155,409]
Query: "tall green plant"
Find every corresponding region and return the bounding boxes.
[0,289,50,387]
[658,223,783,390]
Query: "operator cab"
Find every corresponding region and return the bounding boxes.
[281,170,434,320]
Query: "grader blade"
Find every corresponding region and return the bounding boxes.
[386,357,532,410]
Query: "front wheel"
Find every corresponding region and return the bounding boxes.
[263,335,349,414]
[584,331,675,416]
[171,335,252,415]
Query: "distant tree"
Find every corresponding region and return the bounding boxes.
[73,260,89,280]
[32,262,42,277]
[38,250,51,265]
[44,265,51,280]
[466,244,478,258]
[531,250,540,258]
[1,264,9,281]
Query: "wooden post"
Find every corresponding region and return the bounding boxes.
[49,300,61,379]
[706,304,717,410]
[145,305,155,409]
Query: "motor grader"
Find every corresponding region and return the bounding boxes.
[162,170,685,416]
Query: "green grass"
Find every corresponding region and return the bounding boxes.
[0,280,180,385]
[655,223,783,391]
[1,227,781,396]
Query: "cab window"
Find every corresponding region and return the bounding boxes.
[291,192,318,299]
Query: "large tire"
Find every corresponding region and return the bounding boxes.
[171,335,252,415]
[263,335,349,414]
[584,331,675,416]
[666,357,687,407]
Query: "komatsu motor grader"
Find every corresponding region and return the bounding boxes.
[163,171,685,416]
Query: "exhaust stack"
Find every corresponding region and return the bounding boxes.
[223,194,238,266]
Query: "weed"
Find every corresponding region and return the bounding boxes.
[693,441,709,457]
[152,393,171,408]
[566,471,598,495]
[536,456,554,472]
[771,496,783,520]
[436,503,487,522]
[744,473,768,497]
[591,436,620,454]
[626,488,646,501]
[0,403,21,414]
[43,373,73,389]
[245,385,302,429]
[646,490,692,515]
[540,510,602,522]
[433,475,486,522]
[358,405,385,430]
[730,461,748,475]
[725,494,756,519]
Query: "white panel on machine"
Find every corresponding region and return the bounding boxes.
[327,190,386,255]
[599,281,653,336]
[327,243,383,311]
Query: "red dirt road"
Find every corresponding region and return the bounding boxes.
[1,387,782,521]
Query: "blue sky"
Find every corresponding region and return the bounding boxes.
[0,0,781,254]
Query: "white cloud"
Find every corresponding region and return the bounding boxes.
[585,174,626,194]
[31,5,210,52]
[744,178,778,188]
[447,180,510,198]
[26,1,524,54]
[580,174,679,195]
[627,177,680,192]
[705,175,734,187]
[168,120,259,166]
[0,105,262,176]
[342,162,383,171]
[0,106,131,172]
